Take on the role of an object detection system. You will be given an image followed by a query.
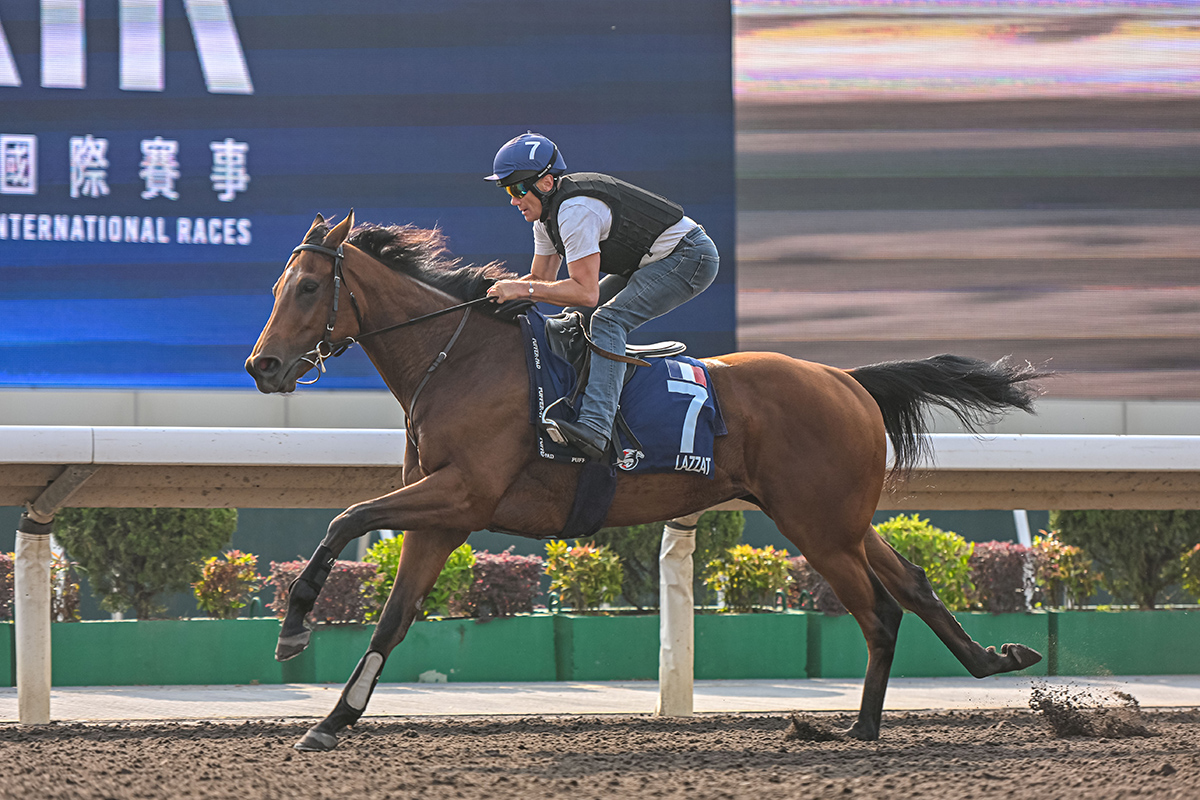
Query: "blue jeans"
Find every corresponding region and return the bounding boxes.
[576,226,719,438]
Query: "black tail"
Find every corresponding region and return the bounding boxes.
[848,354,1048,476]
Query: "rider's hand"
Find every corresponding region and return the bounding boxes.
[487,280,534,303]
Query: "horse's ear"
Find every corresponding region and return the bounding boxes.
[302,213,327,244]
[324,209,355,248]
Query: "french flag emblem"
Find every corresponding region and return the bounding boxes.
[667,359,707,387]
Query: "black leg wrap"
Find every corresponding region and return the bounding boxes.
[281,544,337,637]
[301,543,337,587]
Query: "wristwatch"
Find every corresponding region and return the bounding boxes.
[528,284,535,296]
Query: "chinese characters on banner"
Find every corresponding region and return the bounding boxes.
[0,135,36,195]
[210,138,250,202]
[139,137,180,200]
[69,134,110,198]
[2,133,248,202]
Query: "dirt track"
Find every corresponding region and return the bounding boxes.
[0,709,1196,799]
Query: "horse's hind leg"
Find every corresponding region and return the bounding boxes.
[294,528,469,752]
[865,529,1042,677]
[799,541,903,741]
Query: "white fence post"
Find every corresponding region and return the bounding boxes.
[655,512,700,717]
[14,515,53,725]
[14,464,99,725]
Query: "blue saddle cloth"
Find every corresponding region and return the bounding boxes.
[519,308,726,477]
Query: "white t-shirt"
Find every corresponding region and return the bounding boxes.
[533,196,695,271]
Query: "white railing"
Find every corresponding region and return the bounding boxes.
[5,427,1200,723]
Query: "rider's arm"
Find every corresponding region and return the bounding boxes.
[529,253,561,282]
[538,253,600,307]
[488,254,599,307]
[488,200,606,306]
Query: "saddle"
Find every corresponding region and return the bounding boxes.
[540,311,687,450]
[544,311,686,380]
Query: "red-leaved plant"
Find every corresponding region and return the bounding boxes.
[269,559,379,624]
[463,548,545,618]
[968,541,1031,614]
[787,555,846,614]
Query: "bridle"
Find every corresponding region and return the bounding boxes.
[289,242,491,424]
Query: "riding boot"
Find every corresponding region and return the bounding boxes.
[553,419,609,461]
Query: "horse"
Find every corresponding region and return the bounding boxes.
[246,211,1046,752]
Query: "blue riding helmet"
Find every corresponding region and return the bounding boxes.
[485,132,566,188]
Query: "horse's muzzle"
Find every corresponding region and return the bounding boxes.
[245,354,298,394]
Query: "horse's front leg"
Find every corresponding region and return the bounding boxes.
[294,527,469,752]
[275,469,475,661]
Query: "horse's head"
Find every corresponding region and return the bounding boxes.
[245,211,359,393]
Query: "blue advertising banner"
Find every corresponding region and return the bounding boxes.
[0,0,734,388]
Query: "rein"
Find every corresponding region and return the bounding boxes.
[291,242,491,388]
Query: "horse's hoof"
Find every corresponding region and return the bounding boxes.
[845,722,880,741]
[1002,642,1043,671]
[293,728,338,752]
[275,630,312,662]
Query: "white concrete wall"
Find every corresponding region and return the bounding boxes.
[0,389,404,429]
[928,398,1200,436]
[0,389,1195,435]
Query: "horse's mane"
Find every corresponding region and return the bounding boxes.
[307,221,518,303]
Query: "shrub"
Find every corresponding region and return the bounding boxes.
[703,544,791,613]
[463,548,545,618]
[877,514,974,612]
[54,508,237,619]
[51,553,82,622]
[545,540,623,612]
[268,559,378,624]
[1182,544,1200,602]
[0,552,82,622]
[1050,510,1200,609]
[0,552,10,620]
[586,510,745,609]
[363,535,475,620]
[193,550,263,619]
[787,555,845,614]
[969,541,1031,614]
[1032,529,1100,609]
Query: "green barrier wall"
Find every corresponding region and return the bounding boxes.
[1053,609,1200,676]
[695,612,807,680]
[551,613,810,681]
[17,610,1200,686]
[0,622,12,687]
[555,614,660,681]
[303,616,558,684]
[808,612,1051,678]
[51,619,285,687]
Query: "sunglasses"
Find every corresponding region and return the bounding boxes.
[504,182,532,200]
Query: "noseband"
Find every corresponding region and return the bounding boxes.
[290,242,490,387]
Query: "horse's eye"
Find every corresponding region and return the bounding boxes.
[299,280,319,294]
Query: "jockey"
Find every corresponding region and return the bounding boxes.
[485,132,719,460]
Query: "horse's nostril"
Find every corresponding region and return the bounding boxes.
[255,357,282,375]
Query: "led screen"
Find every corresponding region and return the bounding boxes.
[735,0,1198,400]
[0,0,735,388]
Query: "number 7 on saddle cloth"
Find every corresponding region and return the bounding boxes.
[519,308,726,476]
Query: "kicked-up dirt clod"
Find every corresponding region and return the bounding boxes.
[1029,682,1158,739]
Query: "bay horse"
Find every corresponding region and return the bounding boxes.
[246,211,1044,752]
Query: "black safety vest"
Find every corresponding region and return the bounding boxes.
[540,173,685,277]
